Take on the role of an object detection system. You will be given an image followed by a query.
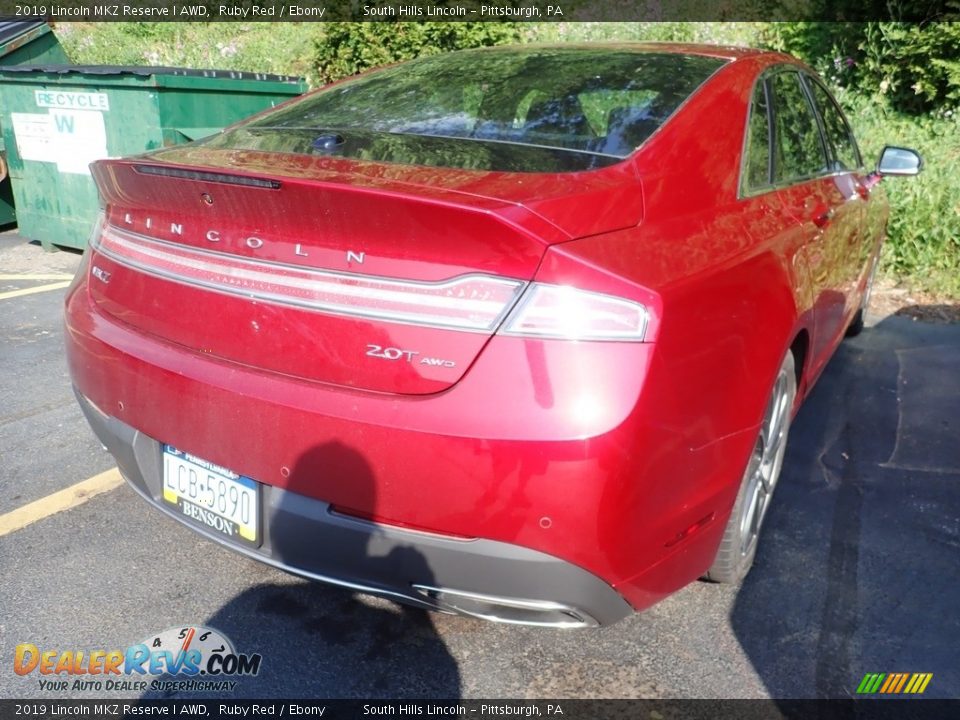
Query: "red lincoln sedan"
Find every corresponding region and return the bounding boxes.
[65,44,921,627]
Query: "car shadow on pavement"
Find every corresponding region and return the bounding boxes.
[730,313,960,699]
[142,441,461,699]
[140,580,462,698]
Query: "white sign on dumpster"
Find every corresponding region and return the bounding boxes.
[9,113,57,164]
[10,103,109,176]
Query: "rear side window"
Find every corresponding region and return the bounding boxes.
[770,72,828,183]
[742,80,772,192]
[805,78,861,171]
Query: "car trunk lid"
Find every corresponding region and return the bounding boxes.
[87,155,638,395]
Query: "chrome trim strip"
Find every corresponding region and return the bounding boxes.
[412,584,598,628]
[91,223,526,333]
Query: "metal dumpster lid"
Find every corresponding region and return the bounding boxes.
[0,64,303,83]
[0,20,48,47]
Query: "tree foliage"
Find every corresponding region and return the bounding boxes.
[313,23,522,84]
[762,22,960,114]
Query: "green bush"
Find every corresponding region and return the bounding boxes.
[858,23,960,114]
[762,22,960,293]
[523,21,763,46]
[313,23,521,84]
[762,22,960,115]
[839,90,960,294]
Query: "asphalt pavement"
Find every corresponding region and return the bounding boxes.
[1,232,957,700]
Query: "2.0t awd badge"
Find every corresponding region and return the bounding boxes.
[365,344,456,368]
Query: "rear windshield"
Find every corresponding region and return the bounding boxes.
[212,48,726,173]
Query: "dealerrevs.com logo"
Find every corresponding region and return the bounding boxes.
[14,626,261,693]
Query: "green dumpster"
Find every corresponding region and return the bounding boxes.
[0,65,306,250]
[0,21,70,226]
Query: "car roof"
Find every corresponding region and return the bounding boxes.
[458,42,774,63]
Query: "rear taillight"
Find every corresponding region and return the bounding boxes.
[90,223,524,332]
[501,283,648,342]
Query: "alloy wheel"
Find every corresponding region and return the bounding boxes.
[736,360,796,559]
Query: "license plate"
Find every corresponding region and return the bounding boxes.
[162,445,260,546]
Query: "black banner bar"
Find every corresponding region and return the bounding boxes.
[0,0,956,22]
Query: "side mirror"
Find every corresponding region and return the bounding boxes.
[877,146,923,177]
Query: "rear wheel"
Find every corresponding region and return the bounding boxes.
[706,351,797,583]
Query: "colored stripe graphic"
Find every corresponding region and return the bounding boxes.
[856,673,885,694]
[857,672,932,694]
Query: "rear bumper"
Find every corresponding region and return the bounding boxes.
[66,264,749,622]
[76,389,632,627]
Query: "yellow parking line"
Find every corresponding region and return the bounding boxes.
[0,281,72,301]
[0,273,74,281]
[0,468,123,537]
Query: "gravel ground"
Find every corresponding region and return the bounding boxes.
[870,277,960,324]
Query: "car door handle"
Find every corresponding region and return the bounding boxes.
[812,208,835,228]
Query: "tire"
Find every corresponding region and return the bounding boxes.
[846,254,879,338]
[706,351,797,584]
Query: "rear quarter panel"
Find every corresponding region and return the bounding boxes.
[607,55,813,442]
[544,56,820,595]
